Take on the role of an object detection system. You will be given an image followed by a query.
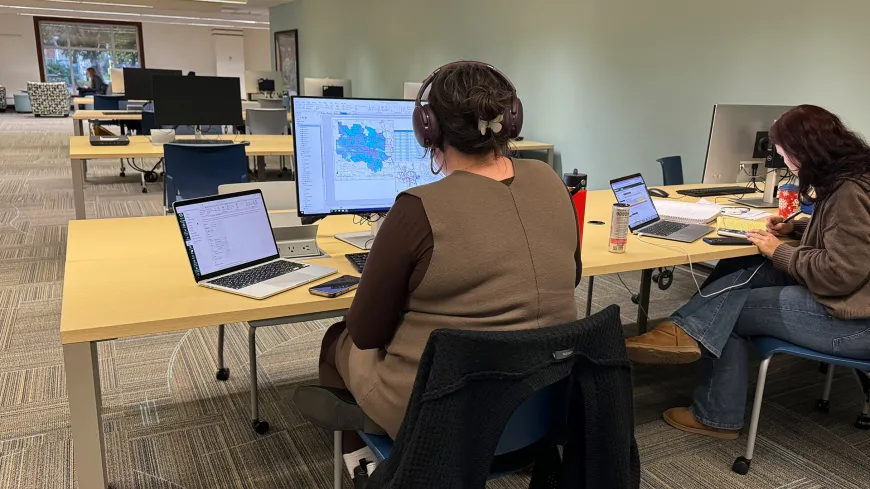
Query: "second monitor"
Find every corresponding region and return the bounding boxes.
[153,75,243,128]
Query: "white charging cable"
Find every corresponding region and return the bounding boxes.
[636,233,766,298]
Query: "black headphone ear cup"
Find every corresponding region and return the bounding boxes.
[413,104,440,148]
[504,97,524,139]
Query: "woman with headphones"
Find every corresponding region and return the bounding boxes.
[297,61,582,467]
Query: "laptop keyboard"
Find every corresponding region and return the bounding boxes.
[643,221,688,237]
[208,261,308,290]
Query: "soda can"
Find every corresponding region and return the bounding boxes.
[609,203,630,253]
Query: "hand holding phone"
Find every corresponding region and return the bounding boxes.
[309,275,360,298]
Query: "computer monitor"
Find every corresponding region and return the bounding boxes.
[752,131,787,169]
[109,68,125,94]
[245,70,283,95]
[292,96,441,247]
[152,75,243,127]
[702,104,792,184]
[123,68,182,100]
[403,82,429,101]
[258,79,276,93]
[303,78,352,98]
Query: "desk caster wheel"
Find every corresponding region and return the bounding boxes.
[657,269,673,290]
[216,368,229,381]
[816,399,830,412]
[856,414,870,430]
[630,294,640,305]
[732,456,751,475]
[252,420,270,435]
[141,188,148,194]
[120,171,126,177]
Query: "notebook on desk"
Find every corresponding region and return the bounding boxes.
[653,200,722,225]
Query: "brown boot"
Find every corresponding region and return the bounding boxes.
[663,407,740,440]
[625,321,701,364]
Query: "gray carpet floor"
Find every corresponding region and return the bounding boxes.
[1,110,869,488]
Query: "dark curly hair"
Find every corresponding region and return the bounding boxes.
[769,105,870,203]
[426,63,514,157]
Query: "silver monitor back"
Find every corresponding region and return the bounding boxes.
[703,104,793,184]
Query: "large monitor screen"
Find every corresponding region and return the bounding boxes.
[153,75,243,127]
[292,97,442,216]
[123,68,182,100]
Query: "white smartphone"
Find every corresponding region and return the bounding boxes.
[718,228,748,238]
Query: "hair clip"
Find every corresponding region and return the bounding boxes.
[478,115,504,135]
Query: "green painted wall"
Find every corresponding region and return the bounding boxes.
[271,0,870,189]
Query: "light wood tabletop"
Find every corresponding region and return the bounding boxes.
[61,214,364,345]
[73,97,259,108]
[72,109,291,122]
[69,134,294,159]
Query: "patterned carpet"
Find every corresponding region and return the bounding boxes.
[0,110,869,488]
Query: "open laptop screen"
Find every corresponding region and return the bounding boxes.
[610,174,660,230]
[174,191,279,282]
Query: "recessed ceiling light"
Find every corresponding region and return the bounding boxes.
[0,5,268,24]
[17,12,269,29]
[45,0,153,8]
[192,0,248,4]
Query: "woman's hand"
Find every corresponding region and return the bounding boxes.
[746,229,781,258]
[765,215,794,236]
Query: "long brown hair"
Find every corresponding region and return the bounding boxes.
[769,105,870,203]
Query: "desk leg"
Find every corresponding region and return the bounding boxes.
[64,342,109,489]
[585,276,594,317]
[71,159,87,220]
[249,325,268,434]
[73,118,84,137]
[256,156,266,181]
[637,269,653,334]
[547,148,555,170]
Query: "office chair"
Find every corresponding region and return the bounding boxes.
[732,337,870,475]
[174,125,223,136]
[218,181,297,210]
[650,156,686,290]
[246,108,291,177]
[657,156,684,186]
[258,98,285,109]
[93,95,130,177]
[162,144,249,211]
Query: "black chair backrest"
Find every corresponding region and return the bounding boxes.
[657,156,684,186]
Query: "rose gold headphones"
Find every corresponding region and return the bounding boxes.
[412,61,524,149]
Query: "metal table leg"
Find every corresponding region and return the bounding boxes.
[215,324,229,381]
[637,269,653,334]
[256,155,266,180]
[585,276,594,317]
[74,118,84,137]
[546,148,555,169]
[64,342,109,488]
[249,325,269,434]
[71,159,87,220]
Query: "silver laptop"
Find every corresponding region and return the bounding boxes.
[610,174,714,243]
[173,190,337,299]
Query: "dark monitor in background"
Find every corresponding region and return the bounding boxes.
[187,71,196,76]
[152,75,243,127]
[753,131,786,169]
[258,79,275,92]
[123,68,182,100]
[323,85,344,97]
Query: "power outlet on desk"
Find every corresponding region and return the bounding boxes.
[277,238,320,259]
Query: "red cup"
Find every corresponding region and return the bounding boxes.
[778,184,799,219]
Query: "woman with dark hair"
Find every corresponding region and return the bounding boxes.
[81,67,108,95]
[625,105,870,439]
[296,62,582,469]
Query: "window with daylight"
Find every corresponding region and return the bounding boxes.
[35,17,145,92]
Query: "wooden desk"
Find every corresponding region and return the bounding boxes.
[61,183,782,488]
[68,135,295,219]
[62,213,365,489]
[72,108,291,136]
[512,140,555,168]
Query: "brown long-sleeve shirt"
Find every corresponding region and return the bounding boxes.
[772,179,870,319]
[346,178,583,350]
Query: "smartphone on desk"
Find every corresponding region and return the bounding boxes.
[309,275,360,298]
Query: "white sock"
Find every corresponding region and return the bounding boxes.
[342,446,377,478]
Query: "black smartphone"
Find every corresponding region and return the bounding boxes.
[309,275,361,298]
[703,237,754,246]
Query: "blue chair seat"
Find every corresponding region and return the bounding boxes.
[753,336,870,370]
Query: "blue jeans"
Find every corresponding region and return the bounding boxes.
[670,255,870,430]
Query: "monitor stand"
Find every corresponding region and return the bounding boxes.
[731,170,779,208]
[335,216,384,250]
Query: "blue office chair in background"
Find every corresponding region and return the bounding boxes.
[93,94,129,177]
[657,156,684,186]
[732,337,870,475]
[163,144,249,211]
